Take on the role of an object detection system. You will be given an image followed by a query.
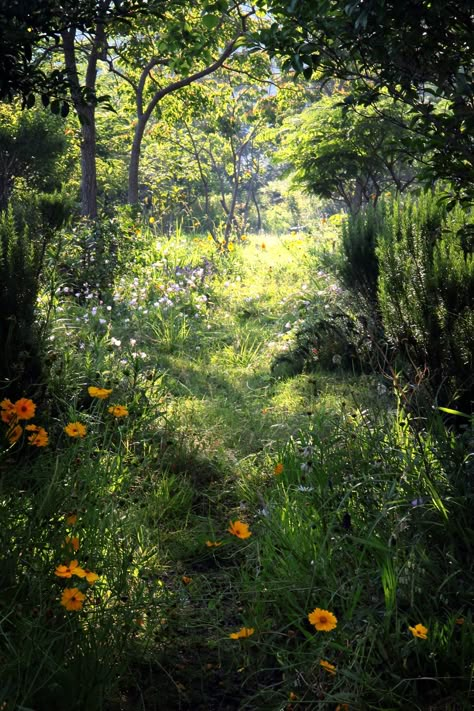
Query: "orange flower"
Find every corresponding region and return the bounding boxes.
[409,623,428,639]
[14,398,36,420]
[54,560,84,579]
[261,242,266,249]
[108,405,129,418]
[182,576,192,585]
[64,422,87,438]
[64,536,80,552]
[61,587,85,611]
[65,513,78,526]
[7,424,23,443]
[274,462,284,475]
[229,627,255,639]
[206,540,223,547]
[88,386,112,399]
[74,567,99,584]
[228,520,252,539]
[455,618,465,625]
[1,399,17,424]
[336,705,349,711]
[25,425,48,447]
[308,607,338,632]
[319,659,336,675]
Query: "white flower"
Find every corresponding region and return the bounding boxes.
[111,337,121,346]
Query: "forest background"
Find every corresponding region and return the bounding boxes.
[0,2,473,710]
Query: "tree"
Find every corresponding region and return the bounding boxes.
[257,0,474,203]
[277,93,416,213]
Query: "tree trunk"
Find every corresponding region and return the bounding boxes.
[79,104,98,219]
[128,116,147,205]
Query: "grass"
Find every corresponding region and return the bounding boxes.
[0,225,472,710]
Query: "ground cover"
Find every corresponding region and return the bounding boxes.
[0,227,472,710]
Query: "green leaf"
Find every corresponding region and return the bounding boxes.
[438,406,471,418]
[202,14,220,29]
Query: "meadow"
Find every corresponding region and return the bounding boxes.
[1,223,472,711]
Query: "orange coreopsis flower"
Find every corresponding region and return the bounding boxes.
[61,587,85,611]
[64,536,80,552]
[74,567,99,584]
[273,462,284,475]
[64,422,87,438]
[206,540,223,547]
[7,424,23,443]
[14,398,36,420]
[108,405,129,418]
[55,560,85,579]
[227,520,252,539]
[409,623,428,639]
[1,399,17,424]
[308,607,338,632]
[319,659,336,675]
[88,386,112,399]
[229,627,255,639]
[25,425,48,447]
[65,513,78,526]
[182,576,192,585]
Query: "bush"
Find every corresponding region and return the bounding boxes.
[377,191,473,408]
[341,199,384,302]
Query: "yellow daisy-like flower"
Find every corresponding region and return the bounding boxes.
[25,425,49,447]
[149,216,155,224]
[64,422,87,438]
[229,627,255,639]
[7,424,23,443]
[88,386,112,399]
[308,607,338,632]
[409,623,428,639]
[108,405,129,418]
[14,398,36,420]
[319,659,336,675]
[206,540,223,547]
[61,587,85,611]
[74,567,99,584]
[273,462,284,475]
[54,560,84,579]
[228,520,252,539]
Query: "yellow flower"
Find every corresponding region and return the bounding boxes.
[74,567,99,584]
[14,398,36,420]
[1,398,17,424]
[319,659,336,675]
[7,424,23,443]
[274,462,284,475]
[409,623,428,639]
[228,520,252,539]
[182,576,192,585]
[308,607,338,632]
[64,422,87,438]
[25,425,48,447]
[229,627,255,639]
[108,405,129,418]
[149,216,155,224]
[228,242,235,251]
[88,386,112,399]
[64,536,80,552]
[61,587,85,611]
[206,540,223,547]
[54,560,84,579]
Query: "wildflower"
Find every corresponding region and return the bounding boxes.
[274,462,284,475]
[308,607,338,632]
[261,242,266,249]
[64,536,80,552]
[149,216,155,224]
[108,405,129,418]
[229,627,255,639]
[336,705,349,711]
[228,520,252,539]
[319,659,336,675]
[289,692,298,701]
[25,425,49,447]
[88,386,112,399]
[55,560,85,578]
[14,398,36,420]
[206,540,223,547]
[64,422,87,438]
[409,623,428,639]
[455,618,465,625]
[1,398,17,424]
[7,424,23,443]
[182,576,192,585]
[74,567,99,584]
[66,513,78,525]
[61,587,85,611]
